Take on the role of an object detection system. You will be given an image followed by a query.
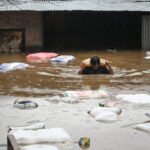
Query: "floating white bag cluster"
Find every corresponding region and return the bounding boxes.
[50,55,75,64]
[89,107,122,122]
[0,62,29,72]
[116,94,150,104]
[9,122,45,131]
[9,128,71,145]
[21,144,59,150]
[64,90,107,99]
[132,123,150,133]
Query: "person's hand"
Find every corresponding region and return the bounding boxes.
[105,60,110,66]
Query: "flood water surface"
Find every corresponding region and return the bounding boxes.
[1,50,150,150]
[0,50,150,97]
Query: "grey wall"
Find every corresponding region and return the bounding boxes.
[0,11,43,51]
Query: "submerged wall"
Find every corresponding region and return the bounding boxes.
[0,11,43,52]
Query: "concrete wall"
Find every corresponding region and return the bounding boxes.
[142,15,150,50]
[0,11,43,51]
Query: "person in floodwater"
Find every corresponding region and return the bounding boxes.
[78,56,114,75]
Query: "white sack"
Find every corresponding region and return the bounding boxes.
[21,144,59,150]
[132,123,150,133]
[9,128,71,144]
[116,94,150,104]
[90,107,122,116]
[9,122,45,131]
[95,111,118,122]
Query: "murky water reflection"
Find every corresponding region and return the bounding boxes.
[0,50,150,97]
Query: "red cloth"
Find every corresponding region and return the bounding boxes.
[26,52,58,63]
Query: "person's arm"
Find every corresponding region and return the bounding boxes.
[106,61,114,75]
[78,63,86,74]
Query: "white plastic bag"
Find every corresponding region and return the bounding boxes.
[9,122,45,131]
[21,144,59,150]
[9,128,71,144]
[132,123,150,133]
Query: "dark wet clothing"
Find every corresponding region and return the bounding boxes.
[82,66,110,75]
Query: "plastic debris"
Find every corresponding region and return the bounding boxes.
[14,99,38,109]
[116,94,150,104]
[9,122,45,131]
[9,128,71,144]
[99,103,105,107]
[132,123,150,133]
[104,102,118,107]
[50,55,75,64]
[26,52,58,63]
[79,137,90,149]
[89,107,121,122]
[0,62,29,72]
[64,90,107,99]
[21,144,59,150]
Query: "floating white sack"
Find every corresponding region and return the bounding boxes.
[50,55,75,64]
[145,56,150,59]
[9,128,71,144]
[95,111,118,122]
[0,62,29,72]
[90,107,122,115]
[21,144,59,150]
[89,107,121,122]
[116,94,150,104]
[9,122,45,131]
[132,123,150,133]
[64,90,107,98]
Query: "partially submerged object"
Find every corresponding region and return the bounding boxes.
[64,90,107,99]
[9,128,71,145]
[132,122,150,133]
[89,107,122,122]
[14,99,38,109]
[79,137,90,149]
[116,94,150,104]
[26,52,58,63]
[50,55,75,64]
[0,62,29,72]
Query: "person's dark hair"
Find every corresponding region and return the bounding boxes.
[90,56,100,65]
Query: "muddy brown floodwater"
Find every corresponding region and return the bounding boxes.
[0,50,150,150]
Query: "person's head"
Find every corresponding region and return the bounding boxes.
[90,56,100,70]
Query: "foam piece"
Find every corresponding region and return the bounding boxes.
[132,123,150,133]
[50,55,75,64]
[64,90,107,98]
[21,145,59,150]
[0,62,29,72]
[9,128,71,144]
[26,52,58,63]
[89,107,120,122]
[116,94,150,104]
[126,72,142,76]
[9,123,45,130]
